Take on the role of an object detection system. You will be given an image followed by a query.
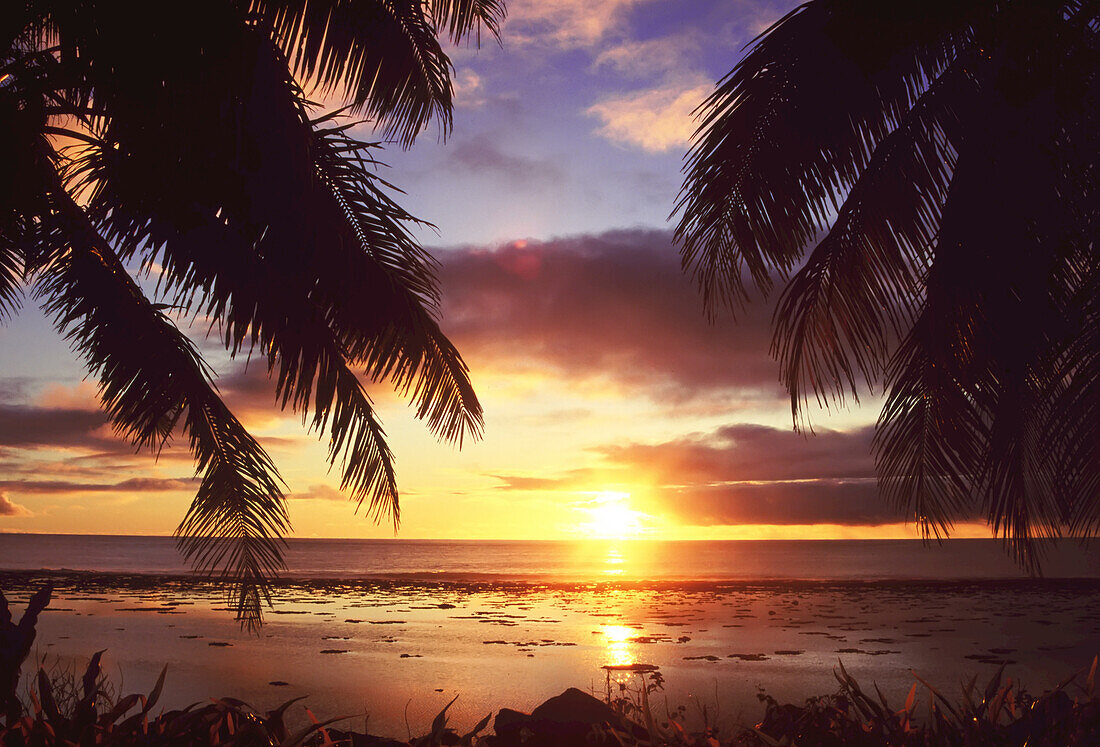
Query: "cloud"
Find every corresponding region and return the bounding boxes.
[592,34,700,79]
[657,479,896,526]
[437,229,785,402]
[35,381,101,410]
[289,484,350,502]
[0,377,32,404]
[594,423,920,526]
[489,470,594,491]
[587,74,713,152]
[598,424,877,483]
[505,0,654,49]
[0,477,197,494]
[0,492,31,517]
[453,69,485,108]
[442,134,565,189]
[0,404,113,448]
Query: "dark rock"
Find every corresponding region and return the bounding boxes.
[490,688,643,746]
[531,688,619,726]
[493,707,532,735]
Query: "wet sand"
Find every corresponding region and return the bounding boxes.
[4,571,1098,736]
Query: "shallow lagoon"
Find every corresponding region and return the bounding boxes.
[6,571,1099,736]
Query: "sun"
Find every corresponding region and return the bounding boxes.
[580,491,646,539]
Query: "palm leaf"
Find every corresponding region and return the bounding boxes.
[250,0,500,146]
[674,0,983,315]
[66,95,479,522]
[772,63,973,421]
[425,0,506,44]
[874,310,985,541]
[32,154,287,629]
[0,223,26,321]
[311,119,483,445]
[681,0,1097,568]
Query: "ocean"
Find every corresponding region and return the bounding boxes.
[1,535,1097,736]
[3,534,1098,581]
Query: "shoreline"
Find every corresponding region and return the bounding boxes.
[4,568,1100,590]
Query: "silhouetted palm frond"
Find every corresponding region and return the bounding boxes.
[772,64,972,420]
[30,147,287,628]
[311,121,483,446]
[677,0,1098,564]
[674,0,980,315]
[251,0,504,146]
[2,0,488,624]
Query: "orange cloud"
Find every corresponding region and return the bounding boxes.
[505,0,655,48]
[0,492,31,517]
[587,74,712,152]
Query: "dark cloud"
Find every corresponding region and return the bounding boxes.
[658,479,897,525]
[437,229,785,401]
[0,404,113,448]
[598,424,877,483]
[0,492,30,517]
[0,477,197,494]
[597,423,916,526]
[215,363,283,417]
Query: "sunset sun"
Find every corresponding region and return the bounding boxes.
[580,491,646,539]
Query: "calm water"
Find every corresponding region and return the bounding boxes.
[2,534,1099,580]
[1,535,1098,737]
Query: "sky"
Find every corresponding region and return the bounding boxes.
[0,0,990,541]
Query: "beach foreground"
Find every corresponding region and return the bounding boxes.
[3,570,1098,738]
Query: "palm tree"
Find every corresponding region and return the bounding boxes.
[0,0,503,626]
[674,0,1097,569]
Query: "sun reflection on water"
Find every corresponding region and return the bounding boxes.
[603,546,624,575]
[600,623,635,667]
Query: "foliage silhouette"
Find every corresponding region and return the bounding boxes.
[0,0,501,626]
[674,0,1098,568]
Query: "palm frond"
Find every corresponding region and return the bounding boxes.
[874,310,985,542]
[680,0,1096,571]
[65,93,478,523]
[673,0,984,315]
[0,124,25,321]
[772,63,973,421]
[0,78,53,321]
[0,223,26,321]
[875,7,1096,564]
[1048,300,1100,540]
[68,128,402,522]
[250,0,464,146]
[32,162,287,629]
[311,120,483,445]
[426,0,506,45]
[5,0,488,624]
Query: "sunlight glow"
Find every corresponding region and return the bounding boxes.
[579,491,646,539]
